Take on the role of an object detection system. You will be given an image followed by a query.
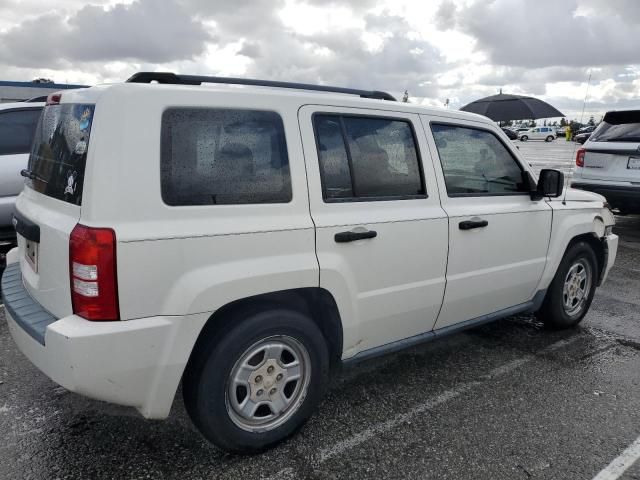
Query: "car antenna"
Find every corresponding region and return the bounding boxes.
[563,69,592,205]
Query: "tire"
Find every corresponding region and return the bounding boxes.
[182,307,329,453]
[520,135,528,141]
[545,135,554,142]
[536,241,598,329]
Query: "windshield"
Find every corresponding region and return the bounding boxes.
[27,103,95,205]
[590,110,640,142]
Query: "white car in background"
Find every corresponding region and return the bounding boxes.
[0,101,44,240]
[518,126,556,142]
[572,109,640,214]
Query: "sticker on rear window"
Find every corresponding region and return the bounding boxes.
[64,171,78,195]
[79,108,92,131]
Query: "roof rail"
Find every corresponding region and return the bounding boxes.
[125,72,397,101]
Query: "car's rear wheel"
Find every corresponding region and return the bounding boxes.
[182,307,329,453]
[536,241,598,329]
[520,135,528,141]
[545,135,554,142]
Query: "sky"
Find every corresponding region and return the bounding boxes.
[0,0,639,122]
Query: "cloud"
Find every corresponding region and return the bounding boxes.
[0,0,211,68]
[448,0,640,68]
[0,0,638,121]
[231,12,445,96]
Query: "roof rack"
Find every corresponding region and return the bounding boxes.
[125,72,397,101]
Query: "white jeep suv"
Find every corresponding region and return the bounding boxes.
[571,109,640,214]
[2,73,618,453]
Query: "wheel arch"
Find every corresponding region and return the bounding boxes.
[185,288,344,374]
[565,232,605,283]
[539,214,607,292]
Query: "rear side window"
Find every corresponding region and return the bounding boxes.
[314,114,424,201]
[0,108,42,155]
[431,123,527,196]
[590,110,640,142]
[28,104,94,205]
[161,108,291,206]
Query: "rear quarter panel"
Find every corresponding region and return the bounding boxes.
[80,85,319,320]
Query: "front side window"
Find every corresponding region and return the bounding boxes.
[161,108,291,206]
[0,108,42,156]
[431,124,528,196]
[314,114,424,201]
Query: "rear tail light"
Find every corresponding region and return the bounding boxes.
[576,148,586,167]
[69,224,120,321]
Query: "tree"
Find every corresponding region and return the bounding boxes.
[402,90,409,103]
[560,118,567,127]
[543,120,547,126]
[587,115,595,126]
[529,119,537,127]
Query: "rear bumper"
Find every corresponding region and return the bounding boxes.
[571,182,640,210]
[2,253,207,419]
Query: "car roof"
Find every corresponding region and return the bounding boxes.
[57,82,492,125]
[0,101,45,110]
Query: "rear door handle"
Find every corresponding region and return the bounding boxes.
[334,230,377,243]
[459,219,488,230]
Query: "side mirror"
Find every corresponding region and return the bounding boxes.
[536,169,564,198]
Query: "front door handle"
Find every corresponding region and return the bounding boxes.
[335,230,377,243]
[459,219,489,230]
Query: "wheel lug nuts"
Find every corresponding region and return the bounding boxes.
[276,374,283,381]
[255,375,262,383]
[267,366,274,374]
[257,389,264,396]
[270,388,277,395]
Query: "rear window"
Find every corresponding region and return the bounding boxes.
[0,108,42,155]
[27,104,95,205]
[161,108,291,206]
[590,110,640,143]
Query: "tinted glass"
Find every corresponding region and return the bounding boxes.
[161,108,291,206]
[27,104,94,205]
[315,115,353,199]
[590,110,640,142]
[0,108,42,155]
[314,114,424,200]
[431,124,527,196]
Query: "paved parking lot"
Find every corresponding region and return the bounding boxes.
[1,139,639,479]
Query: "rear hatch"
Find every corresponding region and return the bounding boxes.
[581,110,640,183]
[14,100,95,318]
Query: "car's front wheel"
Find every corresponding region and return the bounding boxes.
[520,135,528,141]
[536,241,598,329]
[183,307,329,453]
[545,135,554,142]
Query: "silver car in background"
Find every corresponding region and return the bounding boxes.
[572,109,640,214]
[0,101,44,241]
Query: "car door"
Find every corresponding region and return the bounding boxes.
[299,106,448,357]
[423,117,552,329]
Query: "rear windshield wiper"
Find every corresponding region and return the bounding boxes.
[20,169,48,184]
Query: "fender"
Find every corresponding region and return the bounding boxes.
[537,204,614,290]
